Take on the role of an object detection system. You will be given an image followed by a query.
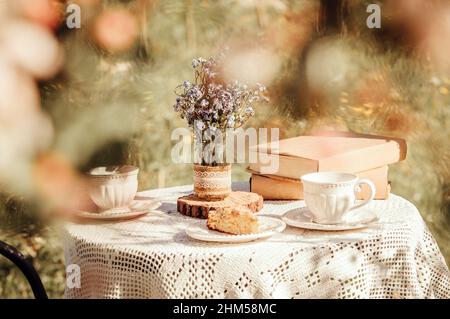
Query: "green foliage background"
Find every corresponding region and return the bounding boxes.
[1,0,449,298]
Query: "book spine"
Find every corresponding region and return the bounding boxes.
[248,151,317,179]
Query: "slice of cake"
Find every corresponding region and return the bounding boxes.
[207,206,259,235]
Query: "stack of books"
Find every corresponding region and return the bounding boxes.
[248,131,407,200]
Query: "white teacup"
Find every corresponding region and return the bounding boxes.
[301,172,376,224]
[87,165,139,212]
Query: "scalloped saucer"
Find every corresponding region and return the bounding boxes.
[282,207,379,231]
[75,199,161,221]
[186,216,286,243]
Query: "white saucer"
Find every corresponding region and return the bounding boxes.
[186,216,286,243]
[282,207,379,231]
[75,199,161,221]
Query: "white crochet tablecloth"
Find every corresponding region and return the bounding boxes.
[63,182,450,299]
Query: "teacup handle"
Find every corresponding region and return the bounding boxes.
[349,179,376,211]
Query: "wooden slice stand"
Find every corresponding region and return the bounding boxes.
[177,191,263,219]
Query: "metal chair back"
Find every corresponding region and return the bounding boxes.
[0,240,48,299]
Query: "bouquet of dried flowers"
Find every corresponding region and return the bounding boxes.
[173,54,268,165]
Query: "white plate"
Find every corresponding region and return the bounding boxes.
[186,216,286,243]
[75,199,161,221]
[282,207,379,231]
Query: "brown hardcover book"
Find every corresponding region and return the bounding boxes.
[248,131,406,179]
[249,166,390,200]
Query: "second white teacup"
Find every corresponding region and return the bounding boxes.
[301,172,376,224]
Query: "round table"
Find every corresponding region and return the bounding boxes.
[63,182,450,299]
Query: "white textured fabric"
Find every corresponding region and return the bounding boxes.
[63,182,450,299]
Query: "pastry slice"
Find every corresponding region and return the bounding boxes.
[207,206,259,235]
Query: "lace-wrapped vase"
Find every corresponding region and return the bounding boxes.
[193,164,231,200]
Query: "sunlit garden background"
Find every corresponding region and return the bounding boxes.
[1,0,449,297]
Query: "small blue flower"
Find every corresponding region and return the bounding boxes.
[195,120,205,131]
[200,99,209,107]
[213,99,223,110]
[227,115,235,128]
